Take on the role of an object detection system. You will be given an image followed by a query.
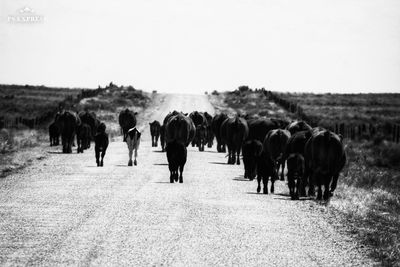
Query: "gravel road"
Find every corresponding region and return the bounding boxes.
[0,94,374,266]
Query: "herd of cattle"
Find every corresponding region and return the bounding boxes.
[153,110,346,201]
[48,108,140,167]
[48,108,346,201]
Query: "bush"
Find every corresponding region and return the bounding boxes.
[238,85,251,93]
[370,142,400,169]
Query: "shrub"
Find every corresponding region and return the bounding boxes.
[370,143,400,169]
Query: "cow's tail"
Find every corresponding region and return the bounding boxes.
[322,130,331,175]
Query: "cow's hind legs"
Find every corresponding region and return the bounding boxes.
[236,150,240,165]
[280,160,285,181]
[257,175,262,193]
[134,148,138,166]
[179,165,184,183]
[95,149,100,167]
[100,150,106,167]
[315,173,323,200]
[128,147,133,166]
[270,176,275,194]
[288,175,296,200]
[263,176,268,194]
[323,176,331,200]
[330,173,339,197]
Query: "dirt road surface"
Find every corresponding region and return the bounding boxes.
[0,94,374,266]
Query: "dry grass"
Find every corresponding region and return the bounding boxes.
[0,128,48,177]
[0,84,82,119]
[331,184,400,266]
[209,90,294,121]
[274,92,400,125]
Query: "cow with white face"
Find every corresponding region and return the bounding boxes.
[125,127,141,166]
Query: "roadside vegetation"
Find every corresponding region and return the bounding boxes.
[209,87,400,266]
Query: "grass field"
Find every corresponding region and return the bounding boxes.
[0,84,83,119]
[272,92,400,125]
[209,89,295,121]
[209,88,400,266]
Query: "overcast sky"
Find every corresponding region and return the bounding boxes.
[0,0,399,93]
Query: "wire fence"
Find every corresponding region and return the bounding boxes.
[264,90,400,143]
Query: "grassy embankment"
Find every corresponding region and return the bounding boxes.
[209,89,400,266]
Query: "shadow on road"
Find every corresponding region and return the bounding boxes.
[154,181,171,184]
[202,150,219,154]
[152,150,165,153]
[274,192,291,197]
[209,162,228,165]
[273,197,312,201]
[153,163,168,166]
[47,151,66,154]
[246,192,263,195]
[233,178,249,182]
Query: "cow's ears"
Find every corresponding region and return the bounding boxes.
[149,123,151,125]
[184,113,188,116]
[134,112,138,115]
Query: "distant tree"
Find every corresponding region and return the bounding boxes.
[238,85,251,93]
[211,90,219,96]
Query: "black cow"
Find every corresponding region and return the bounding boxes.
[166,141,187,183]
[204,112,214,148]
[257,151,276,194]
[56,110,81,153]
[286,120,312,135]
[211,113,228,152]
[287,153,305,200]
[77,123,91,153]
[95,122,109,167]
[271,118,290,129]
[304,130,346,200]
[160,111,180,152]
[149,120,161,147]
[195,124,207,151]
[79,110,99,142]
[242,140,263,180]
[118,109,137,142]
[49,122,60,146]
[189,111,207,151]
[247,118,281,142]
[165,112,196,183]
[160,125,166,152]
[284,130,313,197]
[263,129,291,181]
[220,115,249,165]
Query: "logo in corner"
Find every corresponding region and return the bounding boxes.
[8,6,44,24]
